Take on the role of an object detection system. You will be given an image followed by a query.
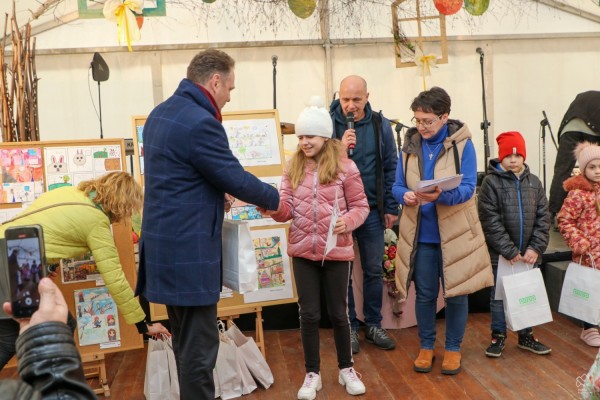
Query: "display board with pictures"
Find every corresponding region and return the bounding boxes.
[0,139,143,366]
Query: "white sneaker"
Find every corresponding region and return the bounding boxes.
[338,367,366,395]
[297,372,322,400]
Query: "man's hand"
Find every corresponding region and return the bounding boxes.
[3,277,68,334]
[257,203,280,217]
[341,128,356,151]
[224,194,235,212]
[384,214,397,229]
[509,254,522,265]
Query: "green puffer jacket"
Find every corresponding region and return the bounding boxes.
[0,186,145,325]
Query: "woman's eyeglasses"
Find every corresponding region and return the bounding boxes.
[411,115,442,128]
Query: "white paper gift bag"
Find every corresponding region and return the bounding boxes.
[222,219,258,293]
[502,267,553,331]
[495,256,530,301]
[558,258,600,325]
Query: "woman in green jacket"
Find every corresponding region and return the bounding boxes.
[0,171,169,369]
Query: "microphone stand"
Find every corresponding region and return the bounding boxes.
[272,55,278,109]
[540,113,548,192]
[97,81,104,139]
[477,48,491,171]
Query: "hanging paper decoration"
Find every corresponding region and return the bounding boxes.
[103,0,144,52]
[288,0,317,19]
[414,46,438,91]
[464,0,490,16]
[434,0,464,15]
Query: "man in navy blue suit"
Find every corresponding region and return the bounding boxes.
[137,49,280,400]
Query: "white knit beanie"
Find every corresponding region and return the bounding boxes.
[575,141,600,172]
[295,96,333,138]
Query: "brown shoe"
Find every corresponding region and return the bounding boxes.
[413,349,435,373]
[441,350,461,375]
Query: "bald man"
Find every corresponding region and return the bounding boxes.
[330,75,399,353]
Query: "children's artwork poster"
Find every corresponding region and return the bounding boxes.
[244,228,294,303]
[136,124,144,175]
[0,148,45,203]
[44,145,122,191]
[222,118,281,167]
[74,287,121,346]
[226,176,283,227]
[61,252,103,285]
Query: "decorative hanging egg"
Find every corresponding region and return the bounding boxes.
[433,0,464,16]
[288,0,317,19]
[136,15,144,29]
[202,0,217,3]
[464,0,490,16]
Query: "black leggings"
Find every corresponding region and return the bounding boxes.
[293,257,353,373]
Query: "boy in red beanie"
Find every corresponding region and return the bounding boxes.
[477,131,552,357]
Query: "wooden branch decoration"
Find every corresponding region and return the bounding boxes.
[0,1,40,142]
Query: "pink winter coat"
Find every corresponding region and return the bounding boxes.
[557,175,600,268]
[271,158,369,261]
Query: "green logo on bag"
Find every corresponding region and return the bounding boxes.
[518,295,537,305]
[572,288,590,300]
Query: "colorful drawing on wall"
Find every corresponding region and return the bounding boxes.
[226,176,283,227]
[74,286,121,346]
[244,227,293,303]
[0,148,44,203]
[44,145,122,191]
[222,118,281,167]
[136,125,144,175]
[61,252,102,284]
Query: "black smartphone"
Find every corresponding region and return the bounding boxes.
[5,225,46,318]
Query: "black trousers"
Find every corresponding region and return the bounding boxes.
[548,131,600,214]
[293,257,353,373]
[167,304,218,400]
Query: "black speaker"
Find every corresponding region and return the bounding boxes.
[91,52,109,82]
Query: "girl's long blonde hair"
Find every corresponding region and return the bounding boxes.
[287,139,346,189]
[78,172,143,222]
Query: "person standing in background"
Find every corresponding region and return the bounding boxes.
[330,75,399,354]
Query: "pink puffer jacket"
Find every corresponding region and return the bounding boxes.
[271,158,369,261]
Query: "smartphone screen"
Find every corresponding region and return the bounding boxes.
[5,225,46,318]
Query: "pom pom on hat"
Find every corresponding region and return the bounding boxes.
[574,141,600,172]
[295,95,333,138]
[496,131,526,161]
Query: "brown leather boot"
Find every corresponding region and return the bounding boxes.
[413,349,435,373]
[441,350,461,375]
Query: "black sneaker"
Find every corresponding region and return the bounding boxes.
[485,332,506,358]
[365,327,396,350]
[518,333,552,355]
[350,329,360,354]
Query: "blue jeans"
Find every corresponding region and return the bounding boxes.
[490,266,531,336]
[413,243,468,351]
[348,210,384,330]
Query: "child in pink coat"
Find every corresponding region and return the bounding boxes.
[557,142,600,347]
[261,96,369,399]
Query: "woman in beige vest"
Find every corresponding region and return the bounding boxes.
[392,87,493,376]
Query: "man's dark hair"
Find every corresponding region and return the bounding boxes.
[187,49,235,85]
[410,86,451,115]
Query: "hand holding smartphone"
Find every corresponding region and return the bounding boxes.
[5,225,46,318]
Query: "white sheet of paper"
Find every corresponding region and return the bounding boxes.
[495,256,531,301]
[416,174,463,193]
[323,191,340,262]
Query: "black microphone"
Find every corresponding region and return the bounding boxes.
[346,112,355,157]
[476,47,484,56]
[272,55,278,67]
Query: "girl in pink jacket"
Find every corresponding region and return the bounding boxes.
[558,142,600,347]
[264,96,369,399]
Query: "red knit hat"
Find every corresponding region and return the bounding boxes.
[497,131,526,161]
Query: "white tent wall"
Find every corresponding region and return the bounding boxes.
[2,1,600,186]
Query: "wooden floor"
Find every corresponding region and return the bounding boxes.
[1,312,596,399]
